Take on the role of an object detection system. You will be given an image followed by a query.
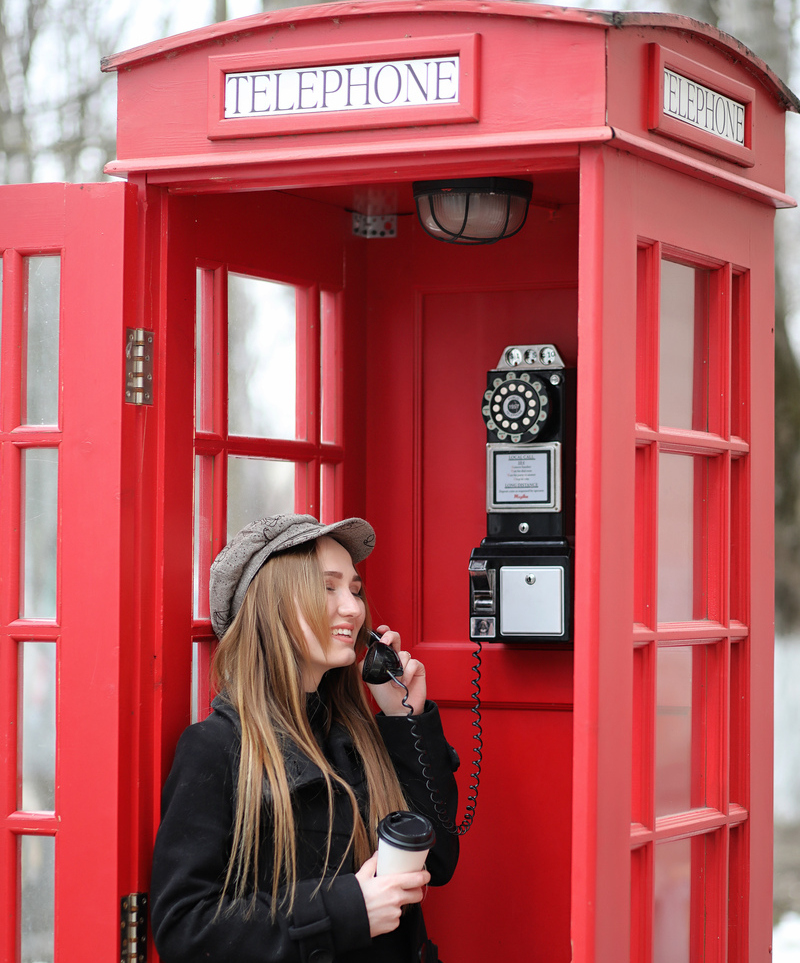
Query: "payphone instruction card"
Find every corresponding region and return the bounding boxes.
[493,449,552,504]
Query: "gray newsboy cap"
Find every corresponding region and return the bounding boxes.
[209,513,375,639]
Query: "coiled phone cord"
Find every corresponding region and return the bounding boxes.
[392,637,483,837]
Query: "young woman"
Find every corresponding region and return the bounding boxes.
[150,513,459,963]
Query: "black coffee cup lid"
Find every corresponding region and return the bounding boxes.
[377,811,436,851]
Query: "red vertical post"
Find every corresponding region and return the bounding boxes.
[572,145,638,962]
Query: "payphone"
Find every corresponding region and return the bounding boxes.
[469,345,574,643]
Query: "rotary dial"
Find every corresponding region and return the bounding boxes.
[481,372,550,443]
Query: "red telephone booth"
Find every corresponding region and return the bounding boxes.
[0,3,795,961]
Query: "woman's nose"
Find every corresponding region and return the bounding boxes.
[337,590,361,616]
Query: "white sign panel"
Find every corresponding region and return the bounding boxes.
[224,56,460,118]
[662,67,746,145]
[494,451,551,504]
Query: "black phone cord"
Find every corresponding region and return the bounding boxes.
[390,637,483,836]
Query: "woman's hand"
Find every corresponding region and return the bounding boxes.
[355,853,430,937]
[364,626,426,716]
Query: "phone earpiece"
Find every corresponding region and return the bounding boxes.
[362,633,404,685]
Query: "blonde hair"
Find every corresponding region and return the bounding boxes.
[211,541,407,916]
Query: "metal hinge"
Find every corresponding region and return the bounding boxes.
[125,328,154,405]
[120,892,148,963]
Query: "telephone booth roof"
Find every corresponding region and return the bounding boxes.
[102,0,798,206]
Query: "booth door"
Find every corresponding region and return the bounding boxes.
[152,189,363,785]
[0,182,138,963]
[572,148,775,963]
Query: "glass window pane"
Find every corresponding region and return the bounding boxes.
[20,834,55,963]
[659,259,708,431]
[193,455,214,620]
[321,290,339,444]
[24,256,60,427]
[730,272,747,439]
[20,642,56,811]
[21,449,59,619]
[653,837,691,963]
[228,274,297,439]
[227,456,295,539]
[191,641,200,724]
[191,640,214,725]
[196,267,217,433]
[657,453,694,622]
[655,646,693,817]
[196,268,207,431]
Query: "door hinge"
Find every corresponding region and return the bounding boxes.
[125,328,154,405]
[120,892,148,963]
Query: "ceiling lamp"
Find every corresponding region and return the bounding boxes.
[413,177,533,245]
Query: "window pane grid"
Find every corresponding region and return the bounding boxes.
[727,825,747,963]
[22,256,61,429]
[193,266,344,718]
[729,272,749,441]
[1,250,63,963]
[20,448,59,621]
[321,290,342,445]
[195,266,219,434]
[658,259,711,434]
[654,836,692,963]
[633,244,747,962]
[227,273,298,441]
[20,833,55,963]
[19,641,57,813]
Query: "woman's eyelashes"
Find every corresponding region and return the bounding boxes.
[324,578,363,599]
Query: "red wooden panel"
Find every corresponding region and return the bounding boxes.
[362,183,579,959]
[606,25,789,191]
[423,705,573,961]
[106,9,606,171]
[571,145,638,963]
[0,182,138,962]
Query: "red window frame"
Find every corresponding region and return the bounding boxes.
[632,240,751,962]
[190,260,345,719]
[0,181,137,963]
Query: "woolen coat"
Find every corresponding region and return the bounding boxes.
[150,690,460,963]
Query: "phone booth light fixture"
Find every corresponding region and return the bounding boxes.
[413,177,533,245]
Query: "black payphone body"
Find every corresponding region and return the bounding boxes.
[469,345,574,644]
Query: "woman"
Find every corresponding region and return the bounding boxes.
[151,513,459,963]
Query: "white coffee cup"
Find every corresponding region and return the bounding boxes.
[376,811,436,876]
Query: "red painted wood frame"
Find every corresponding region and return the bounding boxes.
[191,271,345,719]
[0,182,138,962]
[572,146,774,963]
[161,192,350,724]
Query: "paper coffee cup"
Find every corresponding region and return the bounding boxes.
[376,811,436,876]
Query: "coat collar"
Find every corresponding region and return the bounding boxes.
[211,693,349,796]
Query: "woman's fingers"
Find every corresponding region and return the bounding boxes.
[355,860,431,937]
[355,851,379,881]
[374,625,400,652]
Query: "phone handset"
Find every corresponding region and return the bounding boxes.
[362,632,405,685]
[362,630,482,836]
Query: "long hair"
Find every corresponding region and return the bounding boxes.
[211,541,407,916]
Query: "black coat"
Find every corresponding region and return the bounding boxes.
[150,691,460,963]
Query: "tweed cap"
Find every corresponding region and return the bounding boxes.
[209,513,375,639]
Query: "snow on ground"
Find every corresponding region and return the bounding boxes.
[775,914,800,961]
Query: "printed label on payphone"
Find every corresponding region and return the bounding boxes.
[469,344,574,644]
